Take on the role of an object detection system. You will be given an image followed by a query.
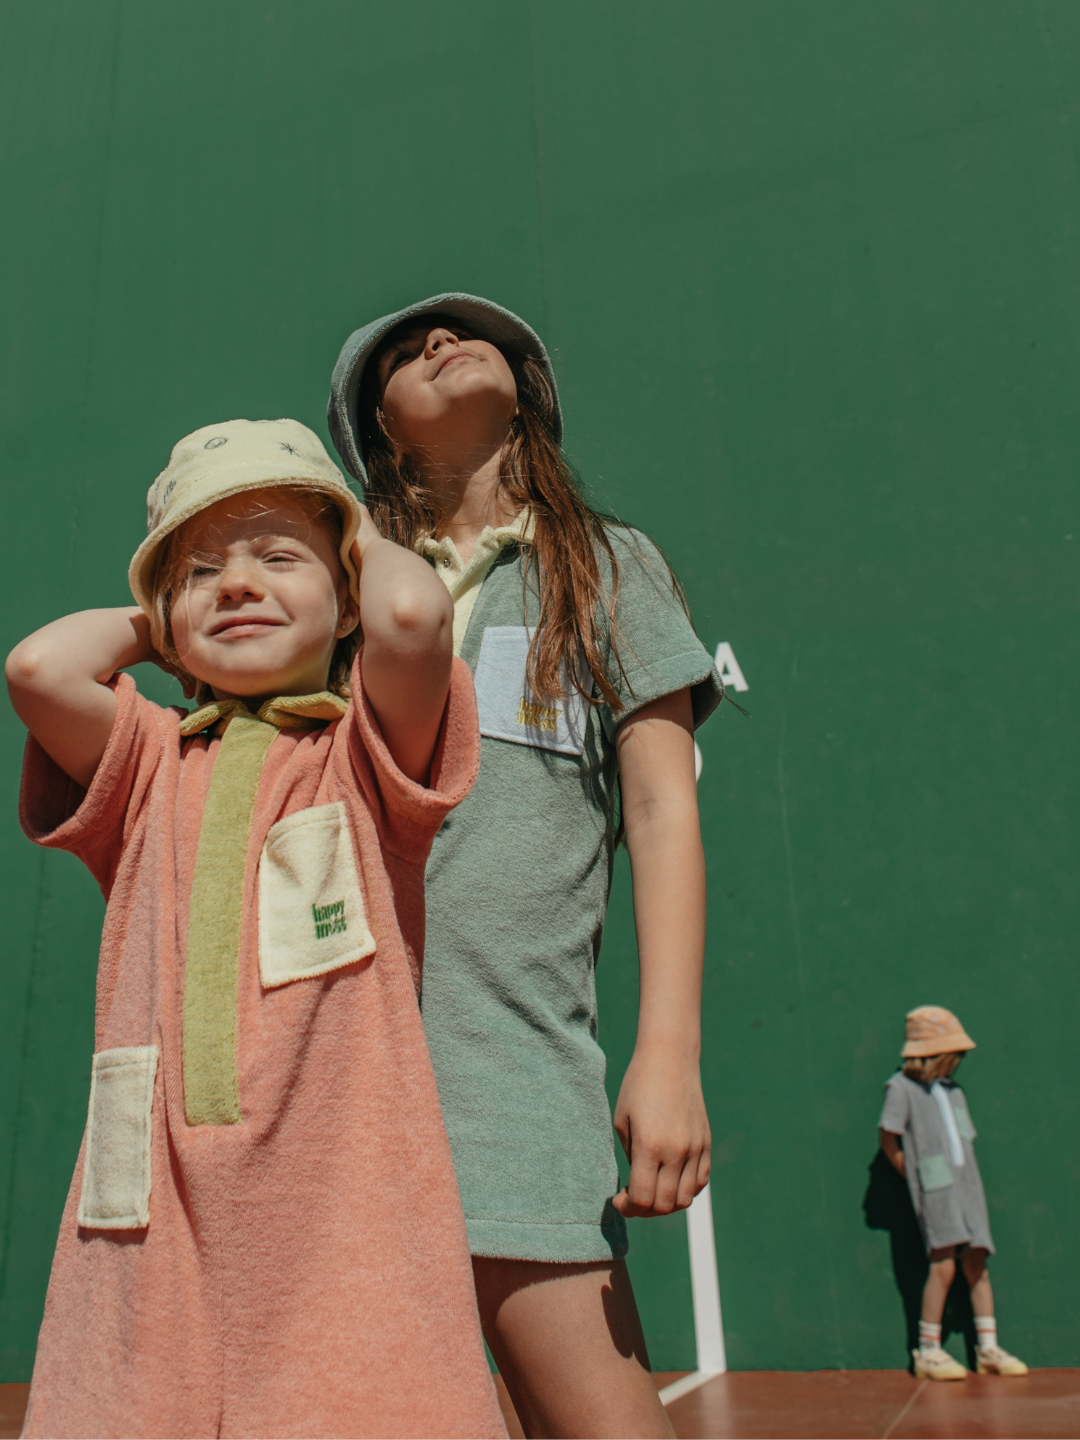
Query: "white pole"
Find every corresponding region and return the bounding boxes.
[687,1182,726,1373]
[657,1183,727,1406]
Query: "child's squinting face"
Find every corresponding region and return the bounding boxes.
[169,491,357,700]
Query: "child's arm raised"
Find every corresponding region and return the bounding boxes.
[611,686,711,1218]
[353,508,454,785]
[6,607,156,788]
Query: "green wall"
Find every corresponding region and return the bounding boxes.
[1,0,1077,1380]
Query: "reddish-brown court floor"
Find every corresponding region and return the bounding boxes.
[497,1370,1080,1440]
[3,1370,1078,1438]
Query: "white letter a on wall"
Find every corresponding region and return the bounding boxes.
[714,642,749,692]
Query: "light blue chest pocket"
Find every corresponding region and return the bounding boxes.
[473,626,592,756]
[951,1094,976,1142]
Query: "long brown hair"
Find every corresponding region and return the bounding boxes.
[359,324,659,710]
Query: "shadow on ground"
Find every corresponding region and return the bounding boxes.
[863,1149,977,1369]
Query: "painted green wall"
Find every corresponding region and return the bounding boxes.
[2,0,1077,1380]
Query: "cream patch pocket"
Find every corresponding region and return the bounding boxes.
[78,1045,159,1229]
[474,626,592,756]
[258,801,376,988]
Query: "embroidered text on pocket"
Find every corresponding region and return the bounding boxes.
[78,1046,159,1229]
[258,802,376,988]
[917,1153,954,1192]
[474,626,591,756]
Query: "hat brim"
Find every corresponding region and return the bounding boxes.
[327,292,562,486]
[128,464,363,617]
[901,1033,976,1057]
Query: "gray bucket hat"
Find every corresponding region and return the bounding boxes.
[327,293,562,487]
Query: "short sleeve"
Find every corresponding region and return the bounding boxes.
[879,1074,910,1135]
[601,527,723,735]
[19,672,170,894]
[344,652,480,863]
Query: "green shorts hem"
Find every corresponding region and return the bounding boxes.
[465,1206,629,1263]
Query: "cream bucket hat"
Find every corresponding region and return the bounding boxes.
[129,419,363,635]
[901,1005,976,1058]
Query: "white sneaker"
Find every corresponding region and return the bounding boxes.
[976,1344,1029,1376]
[913,1346,968,1380]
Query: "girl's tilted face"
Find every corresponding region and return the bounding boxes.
[377,319,518,460]
[168,490,358,701]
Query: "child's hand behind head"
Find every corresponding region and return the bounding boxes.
[164,489,359,705]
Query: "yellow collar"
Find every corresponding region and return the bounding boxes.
[179,691,348,738]
[415,508,535,595]
[416,510,534,656]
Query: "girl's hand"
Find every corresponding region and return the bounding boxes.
[879,1128,906,1177]
[612,1049,711,1216]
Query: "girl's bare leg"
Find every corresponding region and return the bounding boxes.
[961,1246,993,1316]
[473,1257,675,1440]
[921,1246,957,1324]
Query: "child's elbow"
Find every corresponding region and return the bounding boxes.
[6,639,49,698]
[383,582,453,652]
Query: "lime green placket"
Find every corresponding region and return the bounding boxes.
[178,691,348,1126]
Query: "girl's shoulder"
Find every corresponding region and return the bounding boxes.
[598,521,665,564]
[594,522,683,602]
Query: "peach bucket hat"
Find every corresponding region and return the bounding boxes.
[901,1005,976,1058]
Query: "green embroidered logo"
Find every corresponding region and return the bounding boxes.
[312,900,347,940]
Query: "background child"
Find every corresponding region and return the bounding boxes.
[329,294,723,1438]
[879,1005,1028,1381]
[7,419,505,1439]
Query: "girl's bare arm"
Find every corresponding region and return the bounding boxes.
[880,1128,906,1176]
[6,607,155,788]
[612,686,711,1217]
[353,509,455,785]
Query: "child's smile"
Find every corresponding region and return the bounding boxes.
[170,490,357,703]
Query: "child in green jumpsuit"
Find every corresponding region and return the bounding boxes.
[330,294,722,1437]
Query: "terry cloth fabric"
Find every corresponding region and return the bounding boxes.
[17,657,506,1440]
[420,522,724,1262]
[879,1071,994,1255]
[128,418,363,626]
[178,692,350,1126]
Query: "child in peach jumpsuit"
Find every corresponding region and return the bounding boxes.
[7,420,505,1439]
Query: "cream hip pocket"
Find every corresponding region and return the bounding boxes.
[258,801,376,988]
[78,1045,159,1229]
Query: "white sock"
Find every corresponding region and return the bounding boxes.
[919,1320,942,1353]
[975,1316,997,1352]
